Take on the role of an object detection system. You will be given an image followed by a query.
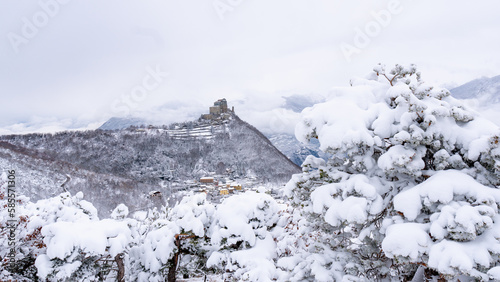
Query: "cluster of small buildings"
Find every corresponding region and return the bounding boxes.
[198,176,243,196]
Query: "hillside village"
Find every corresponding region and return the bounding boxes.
[155,173,264,207]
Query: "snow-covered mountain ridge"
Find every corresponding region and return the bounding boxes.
[0,114,299,216]
[450,75,500,126]
[97,94,328,166]
[98,116,147,130]
[450,74,500,102]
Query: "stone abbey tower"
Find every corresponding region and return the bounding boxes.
[201,98,234,120]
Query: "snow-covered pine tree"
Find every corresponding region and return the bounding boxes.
[0,186,133,281]
[207,191,281,281]
[167,192,215,280]
[33,193,133,281]
[280,64,500,281]
[127,192,215,281]
[0,172,40,282]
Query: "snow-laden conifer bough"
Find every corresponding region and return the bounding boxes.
[1,64,500,281]
[282,64,500,281]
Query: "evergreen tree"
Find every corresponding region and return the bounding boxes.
[280,64,500,281]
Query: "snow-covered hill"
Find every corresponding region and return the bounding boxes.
[0,114,299,217]
[98,117,147,130]
[98,115,324,166]
[0,141,162,217]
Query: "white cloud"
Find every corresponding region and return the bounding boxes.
[1,0,500,134]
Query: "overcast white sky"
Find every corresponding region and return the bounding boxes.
[1,0,500,135]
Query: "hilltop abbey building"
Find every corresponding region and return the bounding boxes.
[201,98,234,120]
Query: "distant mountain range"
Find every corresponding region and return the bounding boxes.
[267,133,328,166]
[449,75,500,126]
[450,75,500,103]
[98,117,148,130]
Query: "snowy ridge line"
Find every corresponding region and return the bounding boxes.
[1,114,300,187]
[233,115,300,169]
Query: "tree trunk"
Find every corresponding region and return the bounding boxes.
[167,236,181,282]
[115,253,125,282]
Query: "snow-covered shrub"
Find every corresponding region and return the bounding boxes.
[385,170,500,280]
[169,192,215,238]
[169,192,215,278]
[279,159,377,281]
[128,192,215,281]
[37,218,132,281]
[129,219,180,282]
[0,185,136,281]
[111,203,129,220]
[0,172,40,281]
[207,191,281,281]
[33,193,133,281]
[283,64,500,281]
[1,187,228,281]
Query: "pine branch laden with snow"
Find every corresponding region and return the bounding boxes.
[386,171,500,280]
[0,182,130,281]
[286,64,500,281]
[207,191,281,281]
[128,192,216,281]
[0,173,42,281]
